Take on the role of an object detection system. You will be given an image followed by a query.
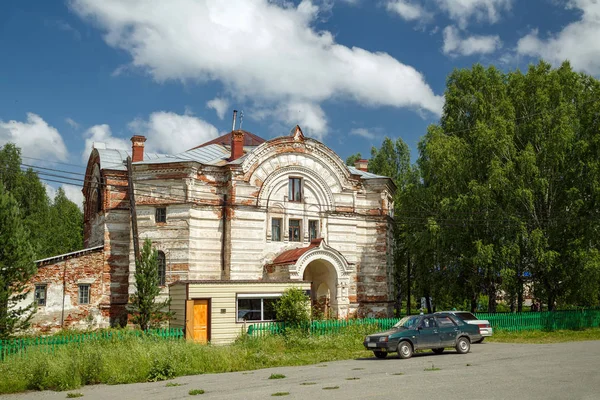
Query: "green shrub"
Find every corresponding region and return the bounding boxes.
[274,287,310,326]
[147,357,175,382]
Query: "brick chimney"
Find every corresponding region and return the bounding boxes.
[229,130,245,161]
[131,135,146,162]
[354,159,369,172]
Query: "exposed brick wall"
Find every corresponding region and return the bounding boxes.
[24,248,106,333]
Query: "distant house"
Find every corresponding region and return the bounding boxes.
[20,120,396,342]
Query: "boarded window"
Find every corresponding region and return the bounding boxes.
[288,177,302,202]
[289,219,301,242]
[79,284,90,304]
[34,285,47,306]
[157,251,166,286]
[155,207,166,223]
[272,218,282,241]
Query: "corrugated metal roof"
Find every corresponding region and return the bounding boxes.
[97,149,168,170]
[347,166,388,179]
[191,130,266,149]
[271,239,323,265]
[36,245,103,265]
[176,144,229,164]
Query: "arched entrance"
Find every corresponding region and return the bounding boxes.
[289,240,352,319]
[303,259,337,318]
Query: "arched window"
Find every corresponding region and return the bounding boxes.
[157,251,166,286]
[96,182,102,213]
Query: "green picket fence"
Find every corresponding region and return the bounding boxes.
[475,309,600,332]
[248,309,600,337]
[247,317,401,337]
[0,328,184,361]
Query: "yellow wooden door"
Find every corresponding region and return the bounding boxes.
[187,299,208,343]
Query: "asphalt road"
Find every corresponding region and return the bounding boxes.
[2,341,599,400]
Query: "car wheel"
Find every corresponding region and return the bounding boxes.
[474,338,485,344]
[397,341,413,359]
[432,348,444,354]
[456,337,471,354]
[373,351,387,359]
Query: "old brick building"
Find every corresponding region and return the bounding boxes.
[22,123,396,335]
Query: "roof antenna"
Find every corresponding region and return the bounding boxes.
[231,109,238,131]
[239,110,244,130]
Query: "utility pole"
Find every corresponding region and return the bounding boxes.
[126,156,140,261]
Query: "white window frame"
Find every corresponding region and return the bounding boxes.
[236,293,282,323]
[78,284,90,305]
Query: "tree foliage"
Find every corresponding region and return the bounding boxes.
[0,143,83,259]
[0,185,37,338]
[370,61,600,313]
[128,239,171,330]
[274,287,310,326]
[345,153,362,167]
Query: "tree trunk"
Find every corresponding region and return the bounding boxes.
[406,255,411,315]
[425,291,432,314]
[517,278,524,313]
[470,293,477,313]
[488,285,497,313]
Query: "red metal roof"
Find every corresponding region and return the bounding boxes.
[191,130,266,149]
[271,238,323,265]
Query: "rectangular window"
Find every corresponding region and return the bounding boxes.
[237,296,279,322]
[34,285,47,306]
[289,219,301,242]
[157,251,166,286]
[272,218,282,242]
[79,284,90,305]
[155,207,166,223]
[309,220,319,241]
[288,177,302,202]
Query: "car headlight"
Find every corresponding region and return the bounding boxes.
[379,336,389,342]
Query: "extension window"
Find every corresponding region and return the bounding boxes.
[237,294,279,322]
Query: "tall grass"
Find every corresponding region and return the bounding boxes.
[0,325,376,394]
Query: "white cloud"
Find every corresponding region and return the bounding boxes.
[81,124,129,162]
[517,0,600,75]
[443,25,501,56]
[71,0,443,126]
[44,183,84,210]
[44,183,57,200]
[65,117,80,129]
[62,184,85,210]
[0,113,68,162]
[385,0,511,28]
[206,97,230,120]
[129,111,220,154]
[436,0,512,29]
[386,0,432,22]
[349,127,376,139]
[251,101,328,140]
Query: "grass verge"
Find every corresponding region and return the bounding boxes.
[486,328,600,344]
[0,325,375,394]
[3,325,599,394]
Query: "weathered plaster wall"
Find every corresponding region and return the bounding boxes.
[20,249,106,333]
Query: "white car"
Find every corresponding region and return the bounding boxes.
[436,311,493,342]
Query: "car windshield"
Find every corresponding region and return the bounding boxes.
[454,312,477,321]
[393,316,420,329]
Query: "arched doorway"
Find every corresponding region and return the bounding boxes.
[303,259,337,318]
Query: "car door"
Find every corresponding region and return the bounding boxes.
[435,315,459,347]
[417,316,440,349]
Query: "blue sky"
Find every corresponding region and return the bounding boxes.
[1,0,598,205]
